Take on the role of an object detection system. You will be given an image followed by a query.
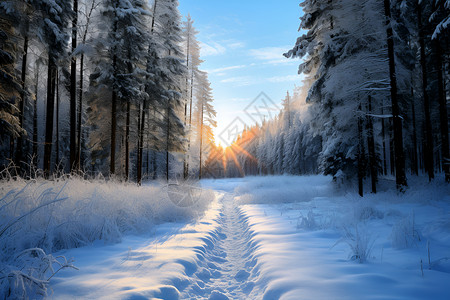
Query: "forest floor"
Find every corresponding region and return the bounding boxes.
[49,176,450,300]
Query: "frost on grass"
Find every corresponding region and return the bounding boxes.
[391,211,421,249]
[0,176,214,298]
[0,248,78,299]
[338,223,375,263]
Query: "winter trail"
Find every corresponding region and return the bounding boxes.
[182,192,261,300]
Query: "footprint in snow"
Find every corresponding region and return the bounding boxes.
[208,290,229,300]
[234,270,250,282]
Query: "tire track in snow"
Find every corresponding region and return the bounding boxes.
[180,192,262,300]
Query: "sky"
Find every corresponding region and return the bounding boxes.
[178,0,304,147]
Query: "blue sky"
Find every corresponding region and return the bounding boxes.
[178,0,304,146]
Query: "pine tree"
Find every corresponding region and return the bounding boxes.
[156,0,187,181]
[194,71,216,179]
[35,0,71,177]
[92,0,150,178]
[181,14,202,178]
[0,7,22,148]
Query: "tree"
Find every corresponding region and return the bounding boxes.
[0,8,22,151]
[154,0,186,181]
[92,0,150,178]
[194,71,216,179]
[181,14,202,178]
[430,0,450,182]
[70,0,79,171]
[36,0,71,177]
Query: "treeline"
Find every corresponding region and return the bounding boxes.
[205,88,321,178]
[206,0,449,194]
[0,0,216,182]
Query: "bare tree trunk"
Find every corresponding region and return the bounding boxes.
[55,70,60,170]
[389,124,395,176]
[110,89,117,175]
[33,62,39,169]
[43,55,57,177]
[367,96,377,193]
[137,101,146,185]
[77,53,84,170]
[77,0,97,172]
[125,100,130,181]
[381,105,388,175]
[384,0,407,190]
[411,92,419,175]
[16,34,29,173]
[357,104,364,197]
[185,69,195,179]
[199,102,204,180]
[417,1,434,181]
[434,40,450,182]
[70,0,78,172]
[183,29,190,179]
[166,103,170,181]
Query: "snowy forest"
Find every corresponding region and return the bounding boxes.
[1,0,450,299]
[205,0,450,195]
[0,0,216,183]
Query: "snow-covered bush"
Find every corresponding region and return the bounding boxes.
[0,176,214,298]
[0,177,214,256]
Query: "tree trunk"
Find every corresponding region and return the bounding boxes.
[434,40,450,182]
[199,102,204,180]
[32,62,39,169]
[43,56,57,177]
[70,0,78,172]
[110,89,117,175]
[55,70,60,169]
[77,0,97,171]
[357,104,364,197]
[384,0,407,190]
[411,92,419,175]
[16,34,29,173]
[381,105,388,175]
[136,104,141,183]
[185,67,195,179]
[137,101,146,185]
[152,150,157,180]
[166,103,170,182]
[367,96,377,193]
[77,53,84,170]
[417,1,434,181]
[183,28,190,179]
[125,100,130,181]
[389,123,395,176]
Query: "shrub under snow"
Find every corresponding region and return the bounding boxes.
[0,176,214,298]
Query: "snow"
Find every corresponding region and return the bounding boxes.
[3,176,450,299]
[50,194,223,299]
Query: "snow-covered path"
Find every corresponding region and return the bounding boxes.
[181,192,260,299]
[50,176,450,300]
[51,190,263,300]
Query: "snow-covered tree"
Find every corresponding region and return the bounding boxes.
[194,71,216,179]
[182,14,202,178]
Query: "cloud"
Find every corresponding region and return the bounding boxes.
[267,75,301,83]
[249,46,298,65]
[228,41,246,49]
[220,76,255,86]
[200,41,227,57]
[209,65,247,74]
[199,39,245,57]
[220,74,301,86]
